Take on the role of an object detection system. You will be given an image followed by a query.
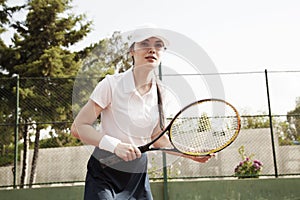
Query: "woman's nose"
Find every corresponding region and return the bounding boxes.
[147,47,156,54]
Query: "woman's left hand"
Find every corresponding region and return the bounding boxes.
[183,154,215,163]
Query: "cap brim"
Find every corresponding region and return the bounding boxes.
[130,28,169,46]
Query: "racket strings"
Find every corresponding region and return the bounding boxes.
[170,102,239,155]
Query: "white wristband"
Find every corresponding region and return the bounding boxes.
[98,135,121,153]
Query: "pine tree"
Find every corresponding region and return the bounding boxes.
[2,0,92,187]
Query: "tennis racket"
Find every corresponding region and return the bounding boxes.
[100,98,241,167]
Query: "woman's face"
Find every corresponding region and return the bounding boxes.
[130,37,166,69]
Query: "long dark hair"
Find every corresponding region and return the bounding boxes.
[129,43,135,65]
[156,82,165,131]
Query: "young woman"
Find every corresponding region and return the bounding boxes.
[71,27,212,199]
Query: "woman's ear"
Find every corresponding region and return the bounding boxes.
[129,49,134,56]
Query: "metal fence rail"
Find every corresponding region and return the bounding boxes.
[0,70,299,188]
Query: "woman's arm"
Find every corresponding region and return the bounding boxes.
[71,99,141,161]
[70,99,104,147]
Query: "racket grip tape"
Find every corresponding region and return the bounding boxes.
[138,145,148,153]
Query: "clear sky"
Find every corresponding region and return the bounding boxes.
[71,0,300,72]
[3,0,300,115]
[72,0,300,115]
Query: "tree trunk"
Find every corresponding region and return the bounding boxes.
[29,126,40,188]
[20,122,29,188]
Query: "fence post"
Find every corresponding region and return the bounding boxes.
[264,69,278,178]
[158,63,169,200]
[13,75,20,188]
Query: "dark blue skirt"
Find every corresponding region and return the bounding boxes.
[84,148,153,200]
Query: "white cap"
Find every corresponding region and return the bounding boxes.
[130,24,169,47]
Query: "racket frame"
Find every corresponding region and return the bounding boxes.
[139,98,241,156]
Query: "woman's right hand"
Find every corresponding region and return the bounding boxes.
[114,143,142,162]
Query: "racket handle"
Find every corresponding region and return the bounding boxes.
[138,145,148,153]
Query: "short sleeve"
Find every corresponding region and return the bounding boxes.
[90,76,112,109]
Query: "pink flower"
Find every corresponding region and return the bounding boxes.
[254,160,263,166]
[253,163,260,169]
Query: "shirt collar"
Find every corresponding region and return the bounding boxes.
[122,67,157,95]
[122,67,136,93]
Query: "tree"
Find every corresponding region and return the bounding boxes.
[72,31,131,117]
[242,114,270,129]
[286,97,300,143]
[241,97,300,146]
[0,0,25,168]
[1,0,92,187]
[0,0,25,73]
[0,0,24,48]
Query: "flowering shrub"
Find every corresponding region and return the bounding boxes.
[234,145,263,178]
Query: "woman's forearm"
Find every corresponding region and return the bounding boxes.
[70,99,104,147]
[71,122,102,147]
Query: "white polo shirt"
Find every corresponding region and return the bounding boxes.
[90,68,175,146]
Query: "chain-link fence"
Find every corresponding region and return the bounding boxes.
[0,70,300,188]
